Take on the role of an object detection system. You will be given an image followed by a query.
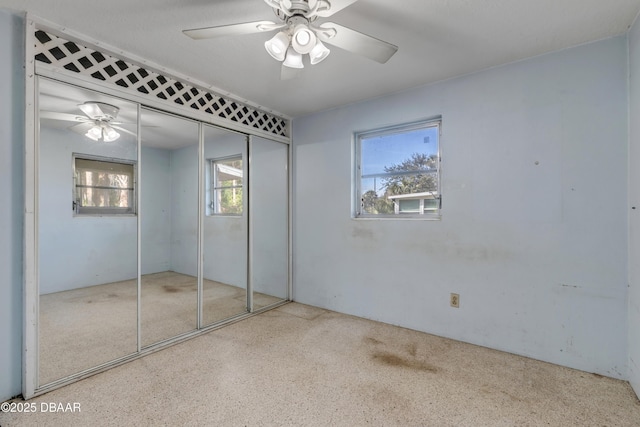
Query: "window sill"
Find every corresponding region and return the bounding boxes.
[73,214,137,218]
[353,214,442,221]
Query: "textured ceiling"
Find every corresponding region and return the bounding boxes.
[2,0,640,118]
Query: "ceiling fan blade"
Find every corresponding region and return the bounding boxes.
[318,22,398,63]
[183,21,280,40]
[69,122,93,136]
[280,64,302,81]
[265,0,292,13]
[314,0,359,17]
[39,111,87,122]
[111,125,137,138]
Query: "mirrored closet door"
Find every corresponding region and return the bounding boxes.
[202,125,249,326]
[38,78,139,385]
[139,108,200,347]
[250,136,289,308]
[33,77,290,391]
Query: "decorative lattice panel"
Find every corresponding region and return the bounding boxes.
[34,30,289,138]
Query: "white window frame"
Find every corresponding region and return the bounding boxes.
[354,118,441,219]
[208,155,244,216]
[72,153,137,216]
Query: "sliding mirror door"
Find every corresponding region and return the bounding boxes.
[250,136,289,308]
[33,77,289,392]
[140,108,200,347]
[202,125,248,325]
[38,78,139,385]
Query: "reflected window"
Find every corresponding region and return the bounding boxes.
[209,156,243,215]
[73,154,136,215]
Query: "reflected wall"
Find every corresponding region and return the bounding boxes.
[38,78,138,385]
[250,136,289,307]
[140,108,199,347]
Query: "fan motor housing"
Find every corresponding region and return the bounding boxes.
[274,0,319,23]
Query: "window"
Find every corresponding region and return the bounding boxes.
[73,154,136,215]
[355,118,441,218]
[209,156,243,215]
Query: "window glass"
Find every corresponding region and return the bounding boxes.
[210,156,243,215]
[74,155,136,215]
[399,199,420,213]
[356,119,440,218]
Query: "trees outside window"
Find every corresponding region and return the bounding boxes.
[355,119,440,218]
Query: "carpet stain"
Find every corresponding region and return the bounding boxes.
[372,351,438,373]
[406,343,418,357]
[84,294,123,303]
[364,337,384,346]
[163,285,183,293]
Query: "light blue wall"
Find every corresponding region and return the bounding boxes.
[168,144,199,277]
[293,36,630,378]
[250,136,288,299]
[38,127,138,294]
[0,9,24,402]
[628,14,640,397]
[140,146,172,275]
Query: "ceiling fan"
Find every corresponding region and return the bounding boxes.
[183,0,398,78]
[40,102,136,142]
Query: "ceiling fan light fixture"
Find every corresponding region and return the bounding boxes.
[265,31,290,61]
[291,24,316,54]
[102,125,120,142]
[85,125,102,141]
[283,46,304,69]
[184,0,399,76]
[309,40,330,64]
[85,123,121,142]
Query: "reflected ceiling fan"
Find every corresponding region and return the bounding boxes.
[183,0,398,79]
[40,102,136,142]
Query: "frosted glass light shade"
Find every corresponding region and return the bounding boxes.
[309,40,330,65]
[102,126,120,142]
[85,123,120,142]
[283,46,304,69]
[85,125,102,141]
[292,24,316,54]
[265,31,290,62]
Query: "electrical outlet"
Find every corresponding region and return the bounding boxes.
[450,293,460,308]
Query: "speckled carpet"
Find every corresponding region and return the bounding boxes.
[3,303,639,426]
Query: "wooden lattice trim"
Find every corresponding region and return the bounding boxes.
[34,30,289,138]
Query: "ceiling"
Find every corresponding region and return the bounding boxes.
[2,0,640,118]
